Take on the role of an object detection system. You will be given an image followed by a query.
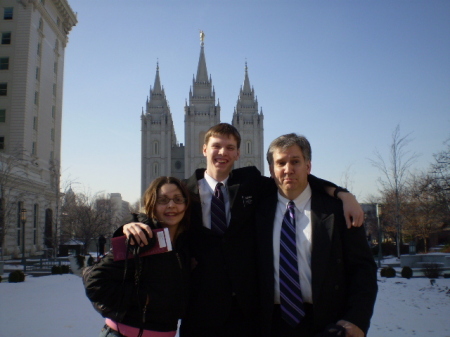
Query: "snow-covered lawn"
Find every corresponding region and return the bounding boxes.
[0,272,449,337]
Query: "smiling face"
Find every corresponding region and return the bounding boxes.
[269,145,311,200]
[203,135,240,181]
[154,183,187,230]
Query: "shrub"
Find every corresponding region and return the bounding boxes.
[0,275,2,283]
[423,263,441,279]
[401,266,413,279]
[75,255,85,269]
[9,270,25,283]
[87,255,94,266]
[380,266,396,278]
[51,265,62,274]
[61,265,70,274]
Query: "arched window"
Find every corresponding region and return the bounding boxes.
[17,201,23,246]
[33,204,39,245]
[153,162,159,176]
[45,209,53,248]
[246,141,252,155]
[153,141,159,155]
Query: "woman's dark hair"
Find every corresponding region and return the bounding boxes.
[142,176,191,236]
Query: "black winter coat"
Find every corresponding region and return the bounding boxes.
[83,215,190,332]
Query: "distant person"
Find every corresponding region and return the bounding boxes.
[123,124,365,337]
[256,133,378,337]
[98,235,106,256]
[83,177,191,337]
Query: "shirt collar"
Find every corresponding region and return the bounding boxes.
[204,171,229,191]
[277,184,312,212]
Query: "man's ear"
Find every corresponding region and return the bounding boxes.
[202,144,207,156]
[236,148,240,160]
[269,165,275,178]
[307,161,312,174]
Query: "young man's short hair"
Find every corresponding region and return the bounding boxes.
[204,123,241,149]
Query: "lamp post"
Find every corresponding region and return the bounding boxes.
[21,208,27,272]
[376,203,383,268]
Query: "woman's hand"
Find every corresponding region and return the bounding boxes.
[123,222,153,246]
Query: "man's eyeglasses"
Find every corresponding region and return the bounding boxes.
[156,196,186,205]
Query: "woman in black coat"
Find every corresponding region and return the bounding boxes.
[83,177,191,337]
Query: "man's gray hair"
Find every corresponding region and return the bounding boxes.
[266,133,312,166]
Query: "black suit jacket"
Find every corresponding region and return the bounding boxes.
[181,166,276,330]
[256,184,378,336]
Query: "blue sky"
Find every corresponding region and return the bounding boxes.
[61,0,450,204]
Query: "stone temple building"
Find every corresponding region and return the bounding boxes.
[141,34,265,195]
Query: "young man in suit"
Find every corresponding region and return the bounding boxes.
[256,133,378,337]
[124,124,365,337]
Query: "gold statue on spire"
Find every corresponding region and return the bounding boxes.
[199,30,205,44]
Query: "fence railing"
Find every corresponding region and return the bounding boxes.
[24,257,70,271]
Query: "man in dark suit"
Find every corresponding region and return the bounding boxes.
[178,123,274,336]
[123,124,366,337]
[256,133,378,337]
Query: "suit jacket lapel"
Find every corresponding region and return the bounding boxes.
[227,170,240,209]
[259,193,278,300]
[185,169,206,232]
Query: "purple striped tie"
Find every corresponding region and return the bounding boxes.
[211,183,227,235]
[280,200,305,326]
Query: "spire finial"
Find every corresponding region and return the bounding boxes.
[199,30,205,45]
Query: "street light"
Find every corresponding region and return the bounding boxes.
[376,203,383,268]
[21,208,27,272]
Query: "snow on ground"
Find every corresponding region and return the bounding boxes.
[0,272,449,337]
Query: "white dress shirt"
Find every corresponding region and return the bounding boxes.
[198,172,231,229]
[273,184,313,304]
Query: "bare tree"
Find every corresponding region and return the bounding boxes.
[431,136,450,223]
[60,190,117,254]
[129,198,142,214]
[0,151,27,260]
[402,172,443,253]
[369,124,419,257]
[340,164,355,194]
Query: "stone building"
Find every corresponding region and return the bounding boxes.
[0,0,77,258]
[141,36,264,195]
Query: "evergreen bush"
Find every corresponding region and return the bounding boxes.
[61,265,70,274]
[87,255,94,266]
[0,275,2,283]
[401,266,413,279]
[75,255,85,269]
[51,265,62,274]
[380,267,396,277]
[8,270,25,283]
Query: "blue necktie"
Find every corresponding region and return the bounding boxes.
[211,183,227,235]
[280,201,305,326]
